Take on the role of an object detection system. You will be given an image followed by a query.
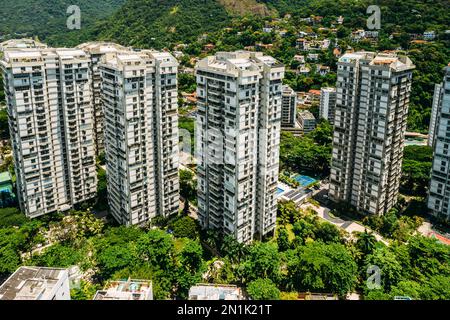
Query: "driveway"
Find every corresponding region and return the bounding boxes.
[301,202,388,245]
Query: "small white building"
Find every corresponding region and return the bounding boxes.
[93,279,153,300]
[317,65,331,76]
[307,53,319,61]
[0,267,70,300]
[293,55,305,64]
[189,284,244,300]
[423,31,436,40]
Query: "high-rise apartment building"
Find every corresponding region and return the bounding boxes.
[77,42,128,155]
[195,51,284,243]
[0,40,97,218]
[99,50,179,225]
[281,84,297,127]
[427,65,450,222]
[329,52,414,215]
[319,87,337,124]
[428,83,443,147]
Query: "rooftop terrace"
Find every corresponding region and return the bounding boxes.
[93,279,153,300]
[0,267,68,300]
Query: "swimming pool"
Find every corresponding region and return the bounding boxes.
[276,187,285,195]
[293,175,317,188]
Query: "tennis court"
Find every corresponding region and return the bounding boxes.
[293,175,317,188]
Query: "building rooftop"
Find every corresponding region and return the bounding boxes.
[283,84,295,95]
[93,279,153,300]
[77,41,128,54]
[0,39,48,52]
[339,51,415,71]
[321,87,336,93]
[299,110,316,120]
[0,171,12,184]
[188,284,244,300]
[197,51,284,77]
[0,267,68,300]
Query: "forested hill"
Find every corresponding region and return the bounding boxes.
[0,0,126,45]
[1,0,449,48]
[259,0,449,33]
[90,0,232,49]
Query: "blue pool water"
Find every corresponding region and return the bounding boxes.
[293,175,317,188]
[276,187,285,194]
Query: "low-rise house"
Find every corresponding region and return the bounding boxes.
[173,43,187,50]
[409,33,423,40]
[316,65,331,76]
[351,29,366,41]
[0,267,70,300]
[256,43,274,51]
[181,92,198,105]
[297,65,311,75]
[296,38,307,50]
[424,31,436,40]
[333,47,342,57]
[93,279,153,300]
[307,53,319,61]
[172,51,184,59]
[365,31,379,38]
[277,29,288,37]
[180,66,195,75]
[294,54,305,63]
[203,43,215,52]
[188,284,244,300]
[308,89,321,101]
[410,40,428,45]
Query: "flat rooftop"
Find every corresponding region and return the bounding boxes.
[299,110,316,120]
[0,266,67,300]
[93,279,153,300]
[189,284,244,300]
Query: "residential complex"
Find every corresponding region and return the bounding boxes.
[281,84,297,127]
[0,267,70,300]
[0,40,97,218]
[100,49,179,225]
[427,65,450,222]
[196,51,284,243]
[319,87,337,124]
[0,39,179,224]
[77,42,128,155]
[329,51,415,215]
[93,279,153,300]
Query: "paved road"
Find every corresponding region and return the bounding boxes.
[301,202,389,245]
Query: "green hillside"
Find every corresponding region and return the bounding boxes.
[91,0,231,49]
[0,0,126,45]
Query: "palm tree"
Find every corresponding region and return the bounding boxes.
[356,229,378,255]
